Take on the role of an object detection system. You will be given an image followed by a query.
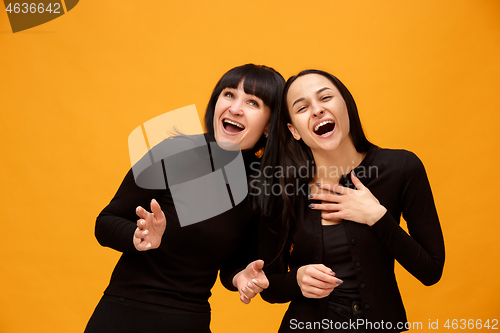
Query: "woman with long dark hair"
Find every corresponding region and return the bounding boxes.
[84,64,285,333]
[257,70,445,332]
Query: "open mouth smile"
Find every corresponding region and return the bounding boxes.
[313,120,335,137]
[222,118,245,135]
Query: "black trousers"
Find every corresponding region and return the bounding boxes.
[84,295,211,333]
[320,296,366,333]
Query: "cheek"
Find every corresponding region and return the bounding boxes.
[247,120,265,138]
[251,111,271,133]
[213,101,225,126]
[259,114,271,132]
[340,111,350,132]
[212,111,219,131]
[213,101,223,117]
[332,102,349,132]
[291,115,307,135]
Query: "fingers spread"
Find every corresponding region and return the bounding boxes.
[351,171,365,190]
[134,227,148,240]
[309,203,340,211]
[134,239,152,252]
[136,206,149,220]
[311,193,343,203]
[137,242,152,251]
[313,184,354,197]
[150,199,165,220]
[321,211,344,220]
[316,183,342,193]
[137,219,146,229]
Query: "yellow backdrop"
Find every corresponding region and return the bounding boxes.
[1,0,499,332]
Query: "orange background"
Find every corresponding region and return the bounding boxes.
[1,1,499,332]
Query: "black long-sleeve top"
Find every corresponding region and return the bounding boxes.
[95,136,258,313]
[259,146,445,332]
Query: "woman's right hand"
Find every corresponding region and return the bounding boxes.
[296,264,343,298]
[133,199,167,251]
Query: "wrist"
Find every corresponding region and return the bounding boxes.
[368,205,387,226]
[232,271,242,288]
[296,266,305,287]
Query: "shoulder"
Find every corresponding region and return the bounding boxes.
[367,147,425,177]
[373,147,422,165]
[373,147,428,184]
[133,134,208,189]
[150,133,207,156]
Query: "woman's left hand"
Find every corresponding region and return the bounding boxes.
[232,259,269,304]
[134,199,167,251]
[309,171,387,226]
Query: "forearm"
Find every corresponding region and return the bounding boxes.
[370,206,445,285]
[94,167,164,253]
[220,218,259,292]
[260,266,302,303]
[95,213,138,253]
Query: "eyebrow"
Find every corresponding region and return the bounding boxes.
[292,97,305,108]
[317,87,332,94]
[292,87,332,108]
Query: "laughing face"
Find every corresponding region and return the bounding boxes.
[286,73,352,153]
[213,81,271,151]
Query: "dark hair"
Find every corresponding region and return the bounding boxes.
[255,69,374,269]
[204,64,285,154]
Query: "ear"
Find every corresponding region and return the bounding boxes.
[287,123,301,141]
[263,122,270,137]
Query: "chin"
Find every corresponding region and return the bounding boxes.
[215,135,239,147]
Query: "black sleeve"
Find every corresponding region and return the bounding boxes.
[219,214,260,292]
[370,151,445,286]
[258,213,302,304]
[95,167,165,253]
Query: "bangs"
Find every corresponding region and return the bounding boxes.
[216,65,282,110]
[242,69,282,110]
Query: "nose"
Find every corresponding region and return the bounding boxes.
[228,98,244,116]
[311,103,325,118]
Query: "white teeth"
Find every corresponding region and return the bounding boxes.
[224,119,244,129]
[314,120,334,132]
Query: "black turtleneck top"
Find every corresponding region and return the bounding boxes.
[95,135,259,312]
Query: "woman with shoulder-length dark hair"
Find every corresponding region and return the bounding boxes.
[256,69,445,332]
[84,64,285,333]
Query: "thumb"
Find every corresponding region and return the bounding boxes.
[315,264,336,276]
[150,199,165,220]
[251,259,265,272]
[351,171,365,191]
